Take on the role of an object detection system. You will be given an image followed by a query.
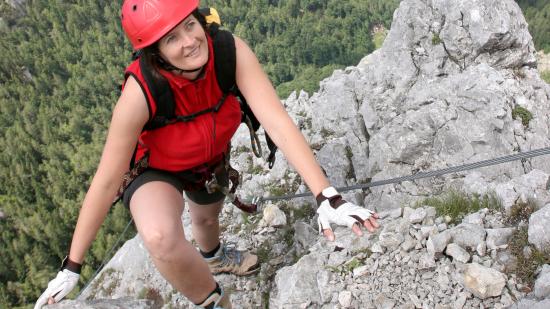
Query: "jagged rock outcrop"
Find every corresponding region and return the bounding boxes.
[51,0,550,308]
[308,0,550,212]
[528,204,550,251]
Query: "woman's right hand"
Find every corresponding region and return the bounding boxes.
[34,269,79,309]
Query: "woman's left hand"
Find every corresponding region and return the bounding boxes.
[316,187,380,241]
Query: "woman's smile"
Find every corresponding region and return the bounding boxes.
[185,46,200,57]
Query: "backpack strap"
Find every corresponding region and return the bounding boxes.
[139,57,176,130]
[209,26,278,168]
[209,25,237,93]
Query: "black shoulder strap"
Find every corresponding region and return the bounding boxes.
[210,27,278,168]
[210,25,237,93]
[139,57,175,130]
[210,26,259,130]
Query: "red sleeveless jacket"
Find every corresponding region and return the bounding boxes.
[123,37,241,171]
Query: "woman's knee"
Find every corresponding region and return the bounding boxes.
[140,225,185,261]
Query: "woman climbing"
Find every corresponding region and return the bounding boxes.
[35,1,379,308]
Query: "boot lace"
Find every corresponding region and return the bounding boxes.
[218,242,243,267]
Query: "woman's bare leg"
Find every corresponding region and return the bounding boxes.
[187,199,224,253]
[130,181,215,304]
[188,197,259,276]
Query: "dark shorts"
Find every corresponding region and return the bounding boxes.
[122,168,229,208]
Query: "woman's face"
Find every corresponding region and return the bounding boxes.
[158,14,208,73]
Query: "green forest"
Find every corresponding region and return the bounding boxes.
[517,0,550,53]
[0,0,548,307]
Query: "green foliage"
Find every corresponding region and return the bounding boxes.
[416,191,501,224]
[512,106,533,127]
[276,64,340,98]
[506,200,537,226]
[289,203,315,221]
[517,0,550,52]
[373,29,388,49]
[541,70,550,84]
[202,0,400,97]
[508,227,550,287]
[432,33,442,45]
[0,0,136,306]
[326,255,369,275]
[255,240,273,264]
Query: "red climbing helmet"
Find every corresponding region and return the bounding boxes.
[121,0,200,50]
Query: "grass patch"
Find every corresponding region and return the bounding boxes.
[512,106,533,127]
[289,203,315,221]
[256,240,272,264]
[137,287,163,308]
[326,257,365,275]
[373,30,388,49]
[262,291,270,309]
[507,227,550,288]
[281,225,295,247]
[541,70,550,84]
[432,33,442,45]
[232,145,249,155]
[267,173,301,198]
[504,200,549,288]
[416,191,501,225]
[505,200,537,226]
[89,268,118,296]
[320,127,335,139]
[238,212,260,234]
[248,163,265,175]
[267,185,288,197]
[351,247,373,258]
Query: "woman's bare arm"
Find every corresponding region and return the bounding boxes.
[68,76,149,263]
[233,36,330,196]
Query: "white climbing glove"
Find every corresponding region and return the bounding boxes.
[316,186,376,233]
[34,257,81,309]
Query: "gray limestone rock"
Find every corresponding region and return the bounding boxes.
[448,224,486,251]
[528,204,550,251]
[463,212,485,226]
[419,254,437,271]
[374,294,396,309]
[445,243,471,263]
[509,298,550,309]
[486,228,516,250]
[408,208,427,224]
[293,221,318,250]
[534,265,550,299]
[427,231,452,257]
[338,290,353,308]
[270,253,329,307]
[261,204,287,227]
[462,263,506,299]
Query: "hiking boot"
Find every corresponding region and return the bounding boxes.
[196,285,231,309]
[204,243,259,276]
